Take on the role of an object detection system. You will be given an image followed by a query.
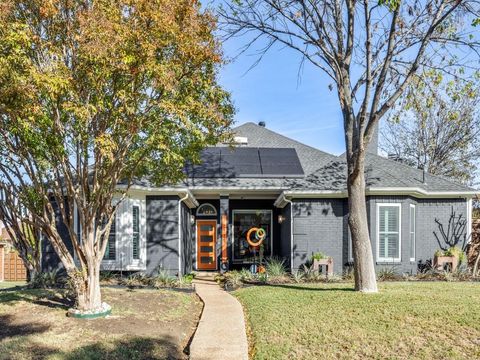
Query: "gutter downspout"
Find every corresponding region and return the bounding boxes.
[178,192,189,277]
[280,194,294,273]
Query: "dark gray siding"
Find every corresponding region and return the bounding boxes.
[368,196,468,273]
[146,195,180,276]
[41,200,73,273]
[279,203,291,267]
[292,199,346,272]
[290,196,468,274]
[181,202,193,275]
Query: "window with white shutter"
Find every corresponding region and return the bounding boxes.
[377,204,401,262]
[104,215,116,260]
[132,205,140,260]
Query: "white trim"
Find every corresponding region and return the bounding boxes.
[409,204,416,262]
[274,188,477,207]
[367,187,477,198]
[196,203,217,217]
[231,209,273,264]
[376,203,402,263]
[277,194,294,272]
[116,185,199,208]
[467,198,473,244]
[101,195,147,271]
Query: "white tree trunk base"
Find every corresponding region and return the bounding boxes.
[67,302,112,319]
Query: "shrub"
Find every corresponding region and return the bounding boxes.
[120,273,149,288]
[265,257,287,277]
[445,246,467,264]
[301,264,326,282]
[342,267,355,281]
[29,270,65,289]
[377,266,401,281]
[224,270,245,290]
[99,271,118,283]
[291,269,304,283]
[435,246,467,265]
[257,272,268,284]
[152,269,178,288]
[180,273,195,285]
[311,252,329,261]
[239,268,254,282]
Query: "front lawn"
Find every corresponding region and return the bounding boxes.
[0,286,202,359]
[234,282,480,360]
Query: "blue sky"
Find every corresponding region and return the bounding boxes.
[218,37,346,155]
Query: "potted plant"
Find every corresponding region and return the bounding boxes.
[311,252,333,275]
[434,246,465,271]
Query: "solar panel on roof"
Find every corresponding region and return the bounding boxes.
[189,147,304,178]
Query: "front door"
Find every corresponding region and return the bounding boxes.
[196,220,217,270]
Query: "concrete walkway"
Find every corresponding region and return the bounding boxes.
[189,278,249,360]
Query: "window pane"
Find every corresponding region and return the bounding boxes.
[200,246,213,252]
[200,225,213,231]
[200,256,213,264]
[379,234,399,259]
[380,206,399,232]
[201,235,213,243]
[378,205,400,260]
[233,210,272,263]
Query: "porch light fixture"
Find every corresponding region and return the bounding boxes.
[278,215,286,224]
[190,215,195,225]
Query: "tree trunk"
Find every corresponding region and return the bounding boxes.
[26,262,41,284]
[348,164,378,293]
[73,262,103,312]
[474,250,480,277]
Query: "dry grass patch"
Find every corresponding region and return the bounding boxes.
[234,282,480,360]
[0,286,202,360]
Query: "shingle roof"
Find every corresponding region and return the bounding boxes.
[182,122,474,193]
[136,121,475,194]
[233,122,339,175]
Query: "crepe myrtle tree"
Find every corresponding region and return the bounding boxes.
[219,0,480,292]
[0,0,233,313]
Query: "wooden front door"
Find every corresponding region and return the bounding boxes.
[196,220,217,270]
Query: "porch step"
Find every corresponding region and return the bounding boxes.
[194,271,219,282]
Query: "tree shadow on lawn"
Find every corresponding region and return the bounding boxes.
[62,336,185,360]
[0,314,51,341]
[3,335,186,360]
[265,284,355,292]
[0,289,73,310]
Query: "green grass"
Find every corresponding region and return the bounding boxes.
[0,281,26,290]
[234,282,480,360]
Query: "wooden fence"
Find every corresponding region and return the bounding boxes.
[0,245,27,282]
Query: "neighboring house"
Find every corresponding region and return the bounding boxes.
[0,226,28,281]
[43,122,476,275]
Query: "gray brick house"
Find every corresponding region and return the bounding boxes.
[43,122,477,275]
